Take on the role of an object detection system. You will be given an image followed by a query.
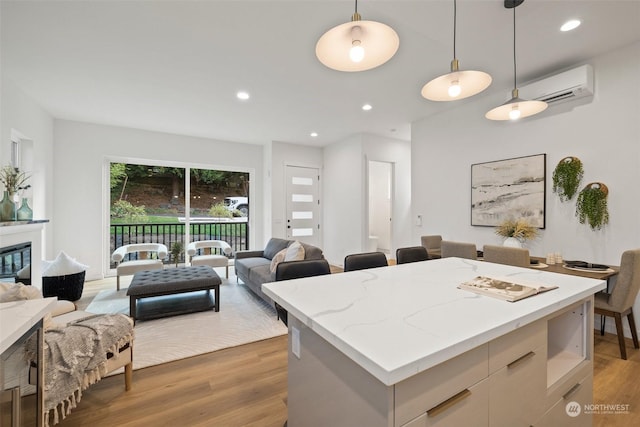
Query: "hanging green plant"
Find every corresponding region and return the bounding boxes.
[552,156,583,201]
[575,182,609,230]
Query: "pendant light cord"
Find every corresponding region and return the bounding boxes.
[453,0,457,59]
[355,0,358,14]
[512,7,517,90]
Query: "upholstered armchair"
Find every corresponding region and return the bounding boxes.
[187,240,233,278]
[112,243,168,290]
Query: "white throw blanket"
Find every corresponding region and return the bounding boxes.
[27,314,133,426]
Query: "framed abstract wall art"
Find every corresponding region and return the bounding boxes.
[471,154,546,228]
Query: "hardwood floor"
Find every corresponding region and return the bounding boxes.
[23,277,640,426]
[52,336,288,427]
[593,332,640,426]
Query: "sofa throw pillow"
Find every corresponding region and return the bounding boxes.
[42,251,89,277]
[270,248,288,274]
[264,238,290,260]
[285,240,306,262]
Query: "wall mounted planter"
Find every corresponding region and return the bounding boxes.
[576,182,609,230]
[552,156,584,201]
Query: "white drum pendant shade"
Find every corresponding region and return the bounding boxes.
[316,20,399,72]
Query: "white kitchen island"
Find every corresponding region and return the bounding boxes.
[262,257,606,427]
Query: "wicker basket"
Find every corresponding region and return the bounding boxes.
[42,271,86,301]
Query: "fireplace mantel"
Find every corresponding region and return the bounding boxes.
[0,220,49,288]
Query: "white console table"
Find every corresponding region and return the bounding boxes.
[1,298,56,427]
[263,257,606,426]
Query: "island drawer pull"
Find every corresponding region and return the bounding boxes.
[562,382,583,400]
[427,389,472,418]
[507,350,535,369]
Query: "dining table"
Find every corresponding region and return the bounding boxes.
[528,256,619,286]
[529,255,619,335]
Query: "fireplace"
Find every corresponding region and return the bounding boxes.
[0,241,31,284]
[0,221,48,288]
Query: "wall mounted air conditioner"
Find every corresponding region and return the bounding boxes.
[518,64,594,106]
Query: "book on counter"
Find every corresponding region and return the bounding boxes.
[458,276,558,302]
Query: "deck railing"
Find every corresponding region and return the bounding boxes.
[110,221,248,268]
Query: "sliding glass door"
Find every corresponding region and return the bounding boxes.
[109,162,249,270]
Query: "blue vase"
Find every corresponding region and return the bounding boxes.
[17,197,33,221]
[0,191,16,221]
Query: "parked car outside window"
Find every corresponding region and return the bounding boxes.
[224,197,248,216]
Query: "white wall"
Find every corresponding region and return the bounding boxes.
[363,134,413,253]
[270,141,323,241]
[412,41,640,335]
[323,133,411,266]
[53,120,264,280]
[0,78,55,258]
[368,160,392,252]
[323,134,364,266]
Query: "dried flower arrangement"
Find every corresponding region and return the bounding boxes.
[0,165,31,195]
[495,218,539,241]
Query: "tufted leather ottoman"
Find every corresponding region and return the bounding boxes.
[127,265,221,323]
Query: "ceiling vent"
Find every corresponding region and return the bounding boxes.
[518,64,594,106]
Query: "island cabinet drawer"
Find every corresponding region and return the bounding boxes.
[394,344,488,426]
[488,319,546,374]
[532,373,593,427]
[488,343,547,426]
[400,379,489,427]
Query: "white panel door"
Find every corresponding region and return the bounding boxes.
[285,166,320,247]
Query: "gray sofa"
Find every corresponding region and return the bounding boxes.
[235,237,324,306]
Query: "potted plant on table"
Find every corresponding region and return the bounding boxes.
[171,242,184,267]
[495,218,539,248]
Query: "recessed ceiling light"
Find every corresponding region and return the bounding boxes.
[310,132,318,137]
[561,19,581,32]
[236,91,250,100]
[362,104,372,111]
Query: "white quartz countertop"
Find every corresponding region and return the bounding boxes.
[0,298,56,354]
[262,257,606,386]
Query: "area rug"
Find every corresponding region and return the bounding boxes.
[86,281,287,371]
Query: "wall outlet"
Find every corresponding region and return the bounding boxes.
[292,326,301,359]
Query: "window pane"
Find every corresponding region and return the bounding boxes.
[292,228,314,237]
[292,211,313,219]
[292,176,313,186]
[292,194,313,203]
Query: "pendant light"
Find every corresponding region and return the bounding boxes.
[486,0,547,120]
[315,0,399,72]
[421,0,492,101]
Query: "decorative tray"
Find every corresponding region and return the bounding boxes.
[562,260,612,272]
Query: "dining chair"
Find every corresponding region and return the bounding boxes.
[483,245,530,268]
[420,235,442,259]
[343,252,388,272]
[274,259,331,326]
[595,248,640,360]
[440,241,477,260]
[396,246,429,264]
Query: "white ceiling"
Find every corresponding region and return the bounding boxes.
[2,0,640,147]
